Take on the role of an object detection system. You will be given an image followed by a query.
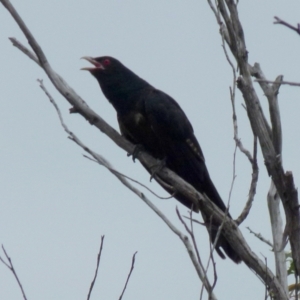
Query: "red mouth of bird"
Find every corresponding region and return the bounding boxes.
[81,56,104,71]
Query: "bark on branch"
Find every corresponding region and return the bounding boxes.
[209,0,299,297]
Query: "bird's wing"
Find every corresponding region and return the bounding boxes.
[117,113,137,144]
[144,88,205,163]
[144,88,229,213]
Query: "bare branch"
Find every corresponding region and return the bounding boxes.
[219,29,240,214]
[183,216,205,226]
[267,183,288,292]
[250,64,283,155]
[83,154,175,200]
[118,252,138,300]
[228,144,237,206]
[230,87,255,164]
[175,207,216,298]
[250,63,288,292]
[207,1,295,298]
[209,243,218,292]
[176,208,205,269]
[255,78,300,87]
[235,136,258,225]
[9,37,39,65]
[274,16,300,35]
[269,75,283,155]
[246,227,273,248]
[37,79,217,298]
[87,236,105,300]
[252,63,288,292]
[0,245,28,300]
[263,256,269,300]
[201,218,221,300]
[207,0,231,47]
[210,1,299,285]
[176,208,217,300]
[218,2,259,225]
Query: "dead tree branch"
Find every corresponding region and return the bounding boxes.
[37,79,217,298]
[255,78,300,87]
[274,16,300,35]
[87,236,105,300]
[216,0,259,226]
[208,1,299,298]
[0,0,291,298]
[235,137,258,225]
[118,252,138,300]
[246,227,273,248]
[0,245,28,300]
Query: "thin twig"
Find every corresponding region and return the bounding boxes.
[118,252,138,300]
[210,244,218,292]
[263,256,268,300]
[235,136,258,225]
[228,144,237,208]
[9,37,40,65]
[176,208,203,267]
[199,220,218,300]
[83,155,175,200]
[207,0,231,47]
[182,216,205,226]
[87,236,105,300]
[0,245,28,300]
[274,16,300,35]
[211,0,260,229]
[246,227,273,248]
[220,16,254,164]
[175,208,212,300]
[221,23,259,225]
[255,78,300,87]
[230,88,254,163]
[183,209,220,296]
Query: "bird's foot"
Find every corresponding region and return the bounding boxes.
[127,144,145,162]
[149,157,166,181]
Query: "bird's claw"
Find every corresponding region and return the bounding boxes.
[127,144,145,162]
[150,157,166,181]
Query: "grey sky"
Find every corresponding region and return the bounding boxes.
[1,1,300,299]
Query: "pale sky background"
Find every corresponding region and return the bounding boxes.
[1,1,300,299]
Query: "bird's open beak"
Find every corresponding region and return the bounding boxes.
[81,56,105,71]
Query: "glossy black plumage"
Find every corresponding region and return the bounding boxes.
[82,56,241,264]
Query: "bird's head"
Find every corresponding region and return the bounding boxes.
[81,56,150,95]
[81,56,124,79]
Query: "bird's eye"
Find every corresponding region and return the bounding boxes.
[103,59,111,66]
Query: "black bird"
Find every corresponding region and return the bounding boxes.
[82,56,241,264]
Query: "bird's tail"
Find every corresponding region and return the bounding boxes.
[202,212,242,264]
[140,160,242,264]
[217,235,242,264]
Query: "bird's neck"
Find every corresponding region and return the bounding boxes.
[106,87,145,113]
[100,77,150,113]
